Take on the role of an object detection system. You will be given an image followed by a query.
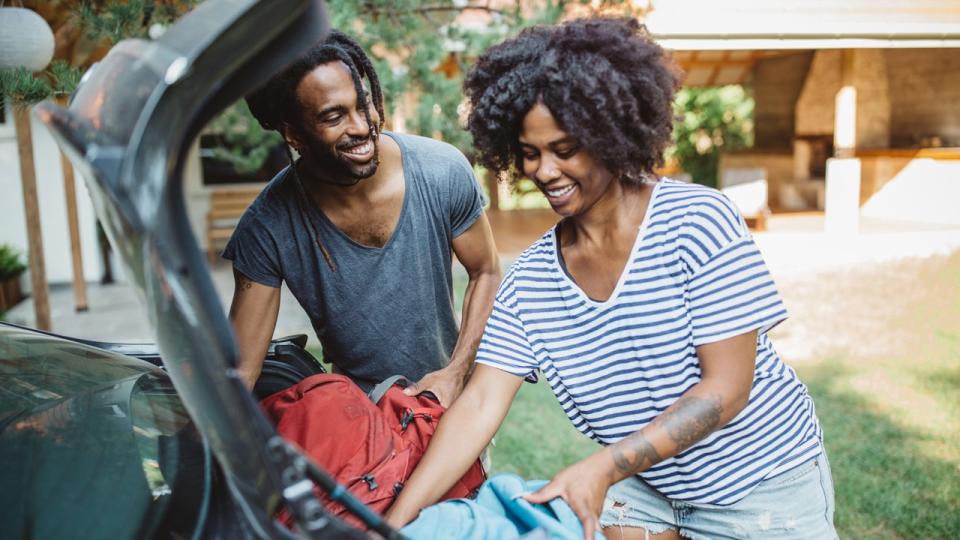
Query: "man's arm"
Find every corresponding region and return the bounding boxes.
[228,267,281,389]
[403,212,501,406]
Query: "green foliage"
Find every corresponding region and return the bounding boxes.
[78,0,149,43]
[48,60,83,95]
[0,61,83,106]
[326,0,643,156]
[0,67,51,106]
[1,2,193,106]
[671,86,754,188]
[77,0,199,44]
[205,101,283,175]
[0,245,27,280]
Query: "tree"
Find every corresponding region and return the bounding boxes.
[1,1,198,107]
[329,0,650,158]
[2,1,651,176]
[670,85,754,188]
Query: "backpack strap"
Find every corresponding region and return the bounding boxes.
[367,374,411,404]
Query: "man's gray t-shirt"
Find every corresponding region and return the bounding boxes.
[223,132,485,390]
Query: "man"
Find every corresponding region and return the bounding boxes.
[224,31,501,406]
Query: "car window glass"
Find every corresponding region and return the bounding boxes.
[0,327,208,539]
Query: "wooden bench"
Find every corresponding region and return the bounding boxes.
[206,186,264,264]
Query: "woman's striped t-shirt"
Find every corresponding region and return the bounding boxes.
[475,179,823,505]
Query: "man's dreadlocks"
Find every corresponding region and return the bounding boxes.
[245,31,386,272]
[246,30,385,141]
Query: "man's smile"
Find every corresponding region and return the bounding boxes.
[339,139,375,162]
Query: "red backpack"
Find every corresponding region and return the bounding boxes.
[261,373,486,529]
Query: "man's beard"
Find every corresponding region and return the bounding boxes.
[300,132,380,187]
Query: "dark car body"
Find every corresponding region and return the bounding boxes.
[0,323,333,539]
[1,1,398,538]
[0,322,214,538]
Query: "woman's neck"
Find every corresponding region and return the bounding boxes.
[562,181,653,248]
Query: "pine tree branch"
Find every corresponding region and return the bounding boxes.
[360,3,514,17]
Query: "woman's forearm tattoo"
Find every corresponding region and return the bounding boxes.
[611,393,723,477]
[659,394,723,452]
[612,433,662,476]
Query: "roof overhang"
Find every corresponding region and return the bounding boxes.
[644,0,960,49]
[655,36,960,51]
[644,2,960,85]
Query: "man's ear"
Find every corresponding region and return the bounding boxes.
[281,122,304,154]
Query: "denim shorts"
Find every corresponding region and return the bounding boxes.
[599,452,838,539]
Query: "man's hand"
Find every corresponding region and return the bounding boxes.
[403,363,469,407]
[523,455,613,540]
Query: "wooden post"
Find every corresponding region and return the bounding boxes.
[13,105,52,330]
[57,97,88,312]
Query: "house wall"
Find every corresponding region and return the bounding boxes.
[0,103,103,287]
[849,49,891,149]
[0,104,211,288]
[860,155,912,204]
[860,153,960,225]
[183,140,210,251]
[752,52,813,149]
[794,50,842,138]
[885,49,960,148]
[790,48,959,149]
[792,49,892,149]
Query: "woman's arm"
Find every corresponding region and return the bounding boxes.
[386,364,524,527]
[525,330,758,540]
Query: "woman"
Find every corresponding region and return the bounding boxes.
[386,18,836,540]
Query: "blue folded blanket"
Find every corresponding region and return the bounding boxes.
[401,473,605,540]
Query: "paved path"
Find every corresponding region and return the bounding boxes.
[756,215,960,278]
[5,213,959,346]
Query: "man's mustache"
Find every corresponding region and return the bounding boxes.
[337,134,375,151]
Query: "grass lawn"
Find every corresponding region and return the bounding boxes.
[457,253,960,539]
[305,241,957,538]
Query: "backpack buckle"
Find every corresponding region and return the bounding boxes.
[399,409,415,430]
[361,474,378,491]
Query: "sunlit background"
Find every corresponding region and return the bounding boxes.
[1,2,958,538]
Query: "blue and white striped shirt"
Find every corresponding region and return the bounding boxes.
[476,179,822,505]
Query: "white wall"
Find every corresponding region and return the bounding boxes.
[184,139,211,250]
[861,158,960,226]
[0,101,103,286]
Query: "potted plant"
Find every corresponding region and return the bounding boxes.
[0,244,27,312]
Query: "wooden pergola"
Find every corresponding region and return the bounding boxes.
[671,50,795,87]
[647,0,960,88]
[645,0,960,232]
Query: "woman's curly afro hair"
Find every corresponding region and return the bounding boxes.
[464,17,681,185]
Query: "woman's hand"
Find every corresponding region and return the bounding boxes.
[523,453,614,540]
[521,330,760,540]
[383,507,417,532]
[387,365,524,529]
